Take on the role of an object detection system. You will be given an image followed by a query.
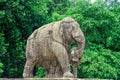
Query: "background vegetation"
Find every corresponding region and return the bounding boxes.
[0,0,120,79]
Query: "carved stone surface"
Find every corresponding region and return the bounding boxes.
[23,17,85,78]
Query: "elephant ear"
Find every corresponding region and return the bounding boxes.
[71,22,81,37]
[52,21,64,43]
[59,21,72,40]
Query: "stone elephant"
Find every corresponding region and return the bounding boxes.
[23,17,85,78]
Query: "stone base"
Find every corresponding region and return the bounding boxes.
[21,78,80,80]
[23,78,81,80]
[0,78,111,80]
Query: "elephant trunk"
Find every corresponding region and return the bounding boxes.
[77,41,84,59]
[72,36,85,62]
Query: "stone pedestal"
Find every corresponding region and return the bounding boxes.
[23,78,81,80]
[0,78,109,80]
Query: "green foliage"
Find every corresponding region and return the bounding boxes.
[34,67,46,78]
[78,43,120,79]
[0,33,7,56]
[0,62,3,75]
[0,0,48,78]
[0,33,5,76]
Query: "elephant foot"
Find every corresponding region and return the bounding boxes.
[23,73,33,78]
[46,74,62,78]
[63,72,74,78]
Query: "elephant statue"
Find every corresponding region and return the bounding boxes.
[23,17,85,78]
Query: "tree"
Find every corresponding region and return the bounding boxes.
[0,0,48,78]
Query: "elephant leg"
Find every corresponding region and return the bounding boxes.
[23,59,36,78]
[51,42,74,78]
[54,64,62,78]
[46,65,55,78]
[72,63,78,78]
[47,64,62,78]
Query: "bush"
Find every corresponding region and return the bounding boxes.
[78,43,120,79]
[35,67,46,78]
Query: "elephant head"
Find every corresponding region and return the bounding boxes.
[60,17,85,59]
